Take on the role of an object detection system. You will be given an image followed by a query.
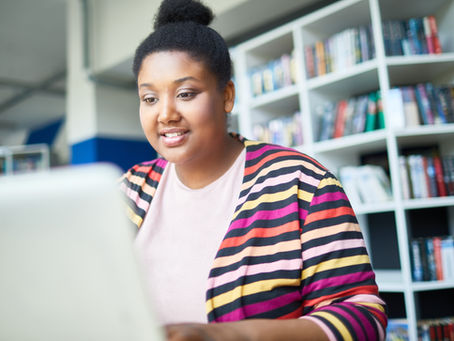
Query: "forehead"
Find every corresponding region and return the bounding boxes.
[138,51,211,82]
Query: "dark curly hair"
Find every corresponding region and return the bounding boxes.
[132,0,232,88]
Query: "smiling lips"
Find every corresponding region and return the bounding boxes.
[160,129,189,147]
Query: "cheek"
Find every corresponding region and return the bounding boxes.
[139,107,156,135]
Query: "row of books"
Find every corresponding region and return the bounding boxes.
[316,90,385,141]
[383,16,442,57]
[387,84,454,128]
[249,52,297,97]
[410,236,454,282]
[387,317,454,341]
[399,153,454,200]
[418,317,454,341]
[304,25,375,78]
[339,165,392,206]
[252,112,303,147]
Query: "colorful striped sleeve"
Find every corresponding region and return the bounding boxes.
[119,158,167,229]
[299,171,387,340]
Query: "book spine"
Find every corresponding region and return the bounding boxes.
[305,45,315,78]
[365,92,378,132]
[433,155,447,197]
[433,236,444,280]
[423,16,435,54]
[425,238,437,281]
[411,239,424,281]
[428,15,442,54]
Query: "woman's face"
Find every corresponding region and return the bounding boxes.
[137,51,234,166]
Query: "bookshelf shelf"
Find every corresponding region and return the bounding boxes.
[403,196,454,210]
[313,129,387,154]
[412,279,454,292]
[353,201,396,215]
[250,84,299,109]
[233,0,454,338]
[306,59,378,92]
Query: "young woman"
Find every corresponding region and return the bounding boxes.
[120,0,388,340]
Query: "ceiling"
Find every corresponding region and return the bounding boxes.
[0,0,67,134]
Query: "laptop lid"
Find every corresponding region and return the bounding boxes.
[0,164,163,341]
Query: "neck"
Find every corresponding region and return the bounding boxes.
[174,134,244,189]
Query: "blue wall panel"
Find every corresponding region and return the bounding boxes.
[71,136,156,171]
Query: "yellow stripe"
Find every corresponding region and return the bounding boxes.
[358,302,386,313]
[126,206,143,228]
[319,176,342,189]
[206,278,300,313]
[302,255,370,280]
[298,188,313,202]
[232,184,298,220]
[311,311,353,341]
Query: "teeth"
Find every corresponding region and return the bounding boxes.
[165,132,184,138]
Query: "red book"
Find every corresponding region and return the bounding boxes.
[433,155,448,196]
[423,16,435,54]
[333,100,348,138]
[428,15,442,54]
[433,237,443,280]
[305,45,315,78]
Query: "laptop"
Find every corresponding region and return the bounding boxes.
[0,163,163,341]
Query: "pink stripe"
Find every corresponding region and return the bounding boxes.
[229,202,298,231]
[237,170,319,206]
[302,239,366,261]
[246,144,296,161]
[207,258,301,289]
[302,271,374,296]
[214,291,301,322]
[121,183,151,211]
[299,208,309,221]
[311,192,348,206]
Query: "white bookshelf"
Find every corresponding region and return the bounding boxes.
[0,144,50,176]
[232,0,454,339]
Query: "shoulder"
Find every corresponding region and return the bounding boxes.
[120,158,168,198]
[243,140,328,181]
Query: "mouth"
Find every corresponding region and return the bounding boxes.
[159,129,189,147]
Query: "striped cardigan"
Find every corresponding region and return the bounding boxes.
[120,137,387,340]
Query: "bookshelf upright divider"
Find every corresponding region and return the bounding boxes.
[232,0,454,339]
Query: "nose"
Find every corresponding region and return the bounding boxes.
[158,95,180,124]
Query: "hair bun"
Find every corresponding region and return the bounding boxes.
[154,0,214,30]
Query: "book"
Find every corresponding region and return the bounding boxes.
[433,155,448,197]
[441,236,454,281]
[415,83,435,124]
[425,237,437,281]
[433,236,444,280]
[333,100,348,138]
[400,86,421,126]
[411,239,424,281]
[399,156,412,200]
[386,88,406,129]
[364,92,378,132]
[427,15,442,54]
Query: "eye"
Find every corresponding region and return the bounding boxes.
[177,91,197,100]
[142,95,158,104]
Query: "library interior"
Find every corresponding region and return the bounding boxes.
[1,0,454,340]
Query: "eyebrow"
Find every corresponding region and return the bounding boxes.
[139,76,200,89]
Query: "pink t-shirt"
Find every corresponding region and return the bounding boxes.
[134,149,245,324]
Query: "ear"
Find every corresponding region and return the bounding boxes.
[223,80,235,113]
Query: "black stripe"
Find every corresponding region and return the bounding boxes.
[301,263,374,286]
